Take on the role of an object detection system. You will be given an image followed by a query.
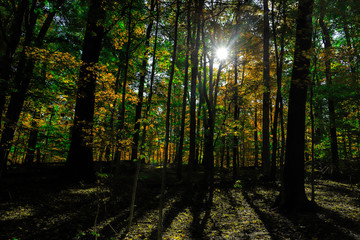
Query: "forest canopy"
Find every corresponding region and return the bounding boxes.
[0,0,359,198]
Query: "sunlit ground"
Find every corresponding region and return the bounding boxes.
[1,173,359,240]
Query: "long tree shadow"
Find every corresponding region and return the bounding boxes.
[101,181,180,239]
[146,184,195,239]
[239,184,279,239]
[189,186,214,238]
[316,204,360,237]
[313,180,360,206]
[242,181,359,240]
[146,180,214,239]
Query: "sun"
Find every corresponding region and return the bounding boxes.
[216,47,228,60]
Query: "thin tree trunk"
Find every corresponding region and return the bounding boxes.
[310,55,316,203]
[319,0,340,178]
[310,28,319,202]
[131,0,156,163]
[254,109,259,167]
[189,0,202,169]
[127,0,159,229]
[0,1,64,178]
[175,0,191,178]
[270,0,287,179]
[226,143,230,169]
[118,0,133,153]
[158,1,180,237]
[262,0,271,178]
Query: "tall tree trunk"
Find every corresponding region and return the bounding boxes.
[277,0,314,213]
[158,1,180,237]
[0,0,29,128]
[66,0,105,182]
[196,68,203,166]
[319,0,340,178]
[128,0,160,229]
[0,1,64,178]
[233,11,240,179]
[270,0,287,179]
[262,0,271,178]
[117,0,133,160]
[131,0,156,162]
[139,0,159,160]
[310,33,317,202]
[254,108,259,167]
[175,0,191,179]
[189,0,202,169]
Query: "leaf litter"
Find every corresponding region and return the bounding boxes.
[0,167,359,239]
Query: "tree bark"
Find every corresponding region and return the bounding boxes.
[270,0,287,179]
[116,0,133,162]
[277,0,314,213]
[0,0,29,128]
[189,0,202,169]
[262,0,271,178]
[66,0,106,182]
[0,1,64,178]
[319,0,340,178]
[158,1,180,237]
[233,9,240,179]
[254,108,259,167]
[175,0,191,179]
[130,0,156,162]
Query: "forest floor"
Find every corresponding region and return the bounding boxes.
[0,164,360,240]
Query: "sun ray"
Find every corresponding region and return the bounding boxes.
[216,47,228,60]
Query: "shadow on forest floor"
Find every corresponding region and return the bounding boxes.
[0,166,359,239]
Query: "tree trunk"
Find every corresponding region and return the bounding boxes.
[131,0,155,162]
[0,1,63,178]
[66,0,105,182]
[140,0,159,162]
[233,21,239,180]
[117,0,133,159]
[319,0,340,178]
[254,109,259,167]
[158,2,180,237]
[270,0,287,179]
[189,0,202,169]
[277,0,314,213]
[175,0,191,179]
[262,0,271,178]
[0,0,29,128]
[25,109,40,165]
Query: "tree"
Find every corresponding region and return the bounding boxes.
[189,0,202,169]
[318,0,340,178]
[0,0,65,178]
[270,0,287,178]
[276,0,314,213]
[262,0,271,179]
[130,0,156,163]
[66,0,106,182]
[0,0,28,128]
[158,1,180,237]
[175,0,191,179]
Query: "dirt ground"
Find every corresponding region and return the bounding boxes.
[1,165,359,240]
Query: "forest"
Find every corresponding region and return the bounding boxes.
[0,0,359,239]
